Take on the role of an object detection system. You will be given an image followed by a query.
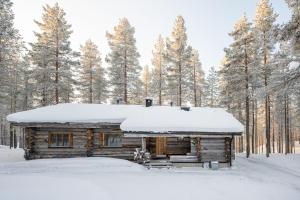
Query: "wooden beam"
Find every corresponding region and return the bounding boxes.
[9,122,121,128]
[141,137,146,151]
[124,133,242,138]
[86,128,94,156]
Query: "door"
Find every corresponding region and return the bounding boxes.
[156,137,167,155]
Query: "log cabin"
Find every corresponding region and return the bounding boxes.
[6,101,244,167]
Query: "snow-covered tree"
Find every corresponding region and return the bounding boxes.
[79,39,107,103]
[254,0,278,157]
[187,49,205,106]
[226,14,256,157]
[280,0,300,95]
[93,62,108,104]
[204,67,219,107]
[20,53,34,111]
[106,18,142,104]
[150,35,167,105]
[271,0,300,153]
[142,65,150,98]
[166,16,191,106]
[31,3,77,105]
[30,40,53,106]
[0,0,24,116]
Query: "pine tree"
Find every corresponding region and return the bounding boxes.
[31,3,77,105]
[106,18,142,104]
[142,65,150,98]
[228,14,256,158]
[188,49,205,106]
[166,16,191,106]
[254,0,277,157]
[93,62,108,104]
[281,0,300,92]
[204,67,219,107]
[30,40,53,106]
[270,43,293,154]
[273,0,300,153]
[20,53,34,111]
[150,35,167,105]
[0,0,24,116]
[0,0,16,95]
[79,39,107,103]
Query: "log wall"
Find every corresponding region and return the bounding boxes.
[147,137,191,156]
[23,125,234,164]
[24,125,142,160]
[198,137,232,163]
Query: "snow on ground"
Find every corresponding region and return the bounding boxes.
[0,145,24,163]
[0,148,299,200]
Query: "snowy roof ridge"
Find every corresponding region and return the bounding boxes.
[6,103,244,133]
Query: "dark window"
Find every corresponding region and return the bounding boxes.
[49,133,73,147]
[104,134,122,147]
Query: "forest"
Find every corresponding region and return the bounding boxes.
[0,0,299,157]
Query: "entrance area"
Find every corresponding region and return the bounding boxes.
[155,137,167,156]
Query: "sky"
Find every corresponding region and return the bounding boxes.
[12,0,291,73]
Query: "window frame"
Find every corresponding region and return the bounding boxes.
[99,133,123,148]
[48,132,73,148]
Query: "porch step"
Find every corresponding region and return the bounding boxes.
[170,155,199,163]
[144,160,173,169]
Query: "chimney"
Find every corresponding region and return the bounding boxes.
[145,98,153,107]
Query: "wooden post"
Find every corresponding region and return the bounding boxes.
[229,135,233,167]
[9,125,13,149]
[196,137,201,159]
[86,129,94,156]
[141,137,146,151]
[13,129,17,148]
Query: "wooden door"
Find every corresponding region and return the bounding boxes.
[156,137,167,155]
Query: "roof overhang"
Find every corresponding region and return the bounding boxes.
[9,122,120,128]
[123,131,243,137]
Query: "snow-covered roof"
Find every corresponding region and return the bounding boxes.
[6,103,244,133]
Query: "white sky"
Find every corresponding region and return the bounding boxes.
[12,0,290,73]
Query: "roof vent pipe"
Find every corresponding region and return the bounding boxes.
[145,98,153,107]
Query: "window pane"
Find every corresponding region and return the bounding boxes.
[57,134,62,146]
[48,133,72,147]
[51,134,57,146]
[63,135,69,146]
[105,134,122,147]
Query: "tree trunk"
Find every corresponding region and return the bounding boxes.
[178,63,182,106]
[55,27,59,104]
[193,63,197,106]
[251,98,255,154]
[272,114,275,153]
[89,62,93,103]
[284,95,289,154]
[255,100,258,154]
[159,64,162,105]
[245,45,250,158]
[124,50,128,104]
[264,45,270,157]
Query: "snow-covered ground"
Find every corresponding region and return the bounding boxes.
[0,148,299,200]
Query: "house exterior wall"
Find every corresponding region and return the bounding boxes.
[24,125,144,160]
[198,137,233,163]
[22,124,235,165]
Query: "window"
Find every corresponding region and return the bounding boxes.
[48,133,73,148]
[104,134,122,147]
